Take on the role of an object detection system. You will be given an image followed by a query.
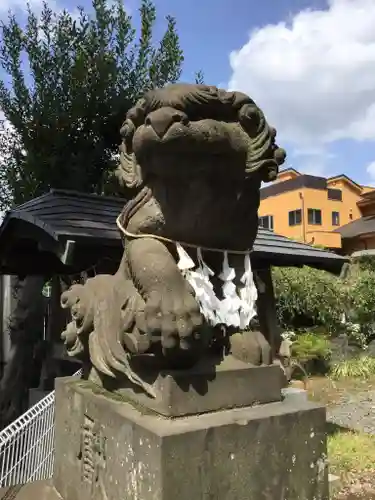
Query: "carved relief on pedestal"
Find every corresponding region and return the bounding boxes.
[77,414,107,499]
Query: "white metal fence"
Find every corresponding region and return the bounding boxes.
[0,369,82,488]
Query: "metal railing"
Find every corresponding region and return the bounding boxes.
[0,369,82,488]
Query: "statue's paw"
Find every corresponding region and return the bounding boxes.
[61,284,85,310]
[143,290,203,351]
[61,321,84,356]
[61,283,93,333]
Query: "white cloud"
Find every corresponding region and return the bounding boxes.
[0,0,48,15]
[228,0,375,153]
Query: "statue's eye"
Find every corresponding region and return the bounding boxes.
[238,104,261,137]
[127,99,146,127]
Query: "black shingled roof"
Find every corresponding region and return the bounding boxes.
[0,189,348,274]
[334,215,375,240]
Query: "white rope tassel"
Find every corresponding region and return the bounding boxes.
[238,253,258,329]
[197,248,214,279]
[217,251,241,327]
[176,244,257,330]
[219,251,236,281]
[176,243,195,270]
[193,248,220,325]
[176,244,220,325]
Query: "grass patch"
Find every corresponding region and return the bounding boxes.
[330,355,375,380]
[328,425,375,478]
[308,376,375,497]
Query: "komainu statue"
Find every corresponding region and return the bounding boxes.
[61,84,286,396]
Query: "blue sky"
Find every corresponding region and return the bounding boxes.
[2,0,375,186]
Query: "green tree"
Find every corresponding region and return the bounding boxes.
[194,70,205,84]
[0,0,184,208]
[0,0,186,428]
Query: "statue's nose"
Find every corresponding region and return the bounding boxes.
[145,107,188,138]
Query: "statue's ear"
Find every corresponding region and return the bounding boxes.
[116,145,143,190]
[116,119,143,190]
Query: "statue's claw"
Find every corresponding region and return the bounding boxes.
[142,290,203,352]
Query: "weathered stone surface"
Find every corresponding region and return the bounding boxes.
[54,377,329,500]
[0,481,61,500]
[330,333,361,361]
[92,355,285,417]
[282,386,308,403]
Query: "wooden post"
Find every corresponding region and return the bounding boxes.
[40,276,70,388]
[255,267,282,361]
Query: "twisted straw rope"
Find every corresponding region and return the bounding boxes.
[116,215,253,255]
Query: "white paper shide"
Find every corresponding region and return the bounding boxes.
[176,244,258,329]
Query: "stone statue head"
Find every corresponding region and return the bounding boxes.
[116,84,286,190]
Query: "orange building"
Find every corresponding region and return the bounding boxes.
[335,189,375,255]
[259,168,374,250]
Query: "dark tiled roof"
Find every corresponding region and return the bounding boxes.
[11,189,123,242]
[334,215,375,239]
[260,174,327,200]
[0,189,348,274]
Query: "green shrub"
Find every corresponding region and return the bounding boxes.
[273,266,346,333]
[330,356,375,380]
[273,264,375,346]
[348,269,375,335]
[352,255,375,272]
[291,331,332,364]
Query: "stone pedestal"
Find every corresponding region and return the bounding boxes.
[53,376,329,500]
[90,355,285,417]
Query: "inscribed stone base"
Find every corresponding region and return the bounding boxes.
[53,377,329,500]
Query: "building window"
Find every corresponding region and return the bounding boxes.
[259,215,274,231]
[288,209,302,226]
[332,211,340,226]
[308,208,322,225]
[327,188,342,201]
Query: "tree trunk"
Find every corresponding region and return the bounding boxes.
[0,275,45,429]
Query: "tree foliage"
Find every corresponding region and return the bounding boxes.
[349,268,375,331]
[273,264,375,343]
[194,70,205,84]
[0,0,185,208]
[273,266,346,333]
